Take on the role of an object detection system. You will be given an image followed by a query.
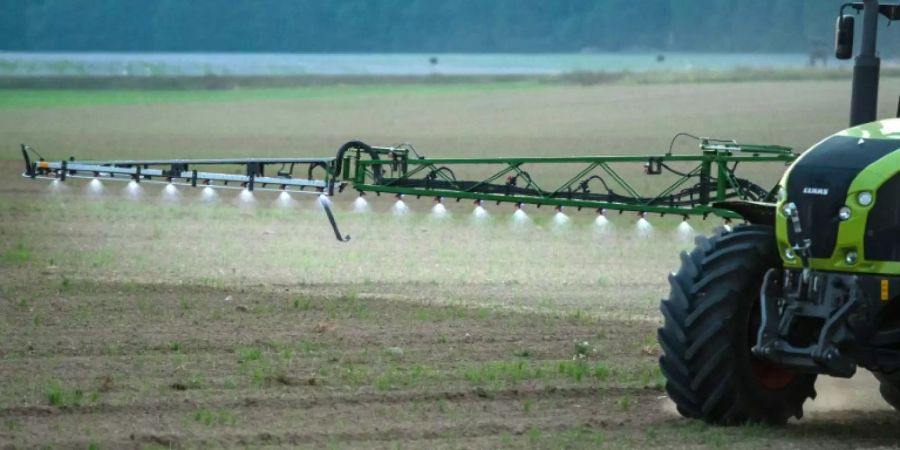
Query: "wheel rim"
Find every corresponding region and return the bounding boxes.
[750,358,795,389]
[748,290,795,390]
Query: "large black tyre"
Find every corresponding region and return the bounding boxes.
[658,224,817,425]
[875,372,900,410]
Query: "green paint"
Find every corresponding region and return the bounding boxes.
[777,118,900,275]
[838,119,900,140]
[349,142,794,219]
[23,137,793,220]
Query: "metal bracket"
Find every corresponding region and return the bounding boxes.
[644,157,663,175]
[783,202,814,268]
[753,270,860,377]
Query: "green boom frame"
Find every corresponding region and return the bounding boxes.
[341,140,796,219]
[19,138,796,241]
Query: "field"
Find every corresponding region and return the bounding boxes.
[3,78,900,448]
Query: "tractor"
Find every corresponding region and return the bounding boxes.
[658,0,900,424]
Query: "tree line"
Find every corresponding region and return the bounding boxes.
[1,0,892,54]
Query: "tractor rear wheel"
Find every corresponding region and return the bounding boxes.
[658,224,817,425]
[875,371,900,410]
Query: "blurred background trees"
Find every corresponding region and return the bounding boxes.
[1,0,893,54]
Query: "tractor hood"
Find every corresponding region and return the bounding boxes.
[777,119,900,272]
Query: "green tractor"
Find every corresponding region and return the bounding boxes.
[658,0,900,424]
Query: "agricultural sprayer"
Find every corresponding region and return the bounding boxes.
[14,0,900,428]
[20,137,795,241]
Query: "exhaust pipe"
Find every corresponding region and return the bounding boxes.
[849,0,881,126]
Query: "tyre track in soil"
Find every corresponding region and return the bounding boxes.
[1,280,669,448]
[8,279,900,447]
[1,386,668,449]
[0,385,646,418]
[0,326,636,360]
[10,392,900,449]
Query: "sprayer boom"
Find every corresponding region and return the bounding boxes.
[20,145,351,240]
[339,140,795,218]
[20,138,796,241]
[21,146,342,193]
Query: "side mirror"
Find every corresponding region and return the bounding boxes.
[835,14,855,60]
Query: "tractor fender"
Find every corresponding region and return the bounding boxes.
[713,201,776,226]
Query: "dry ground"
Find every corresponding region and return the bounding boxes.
[2,79,900,448]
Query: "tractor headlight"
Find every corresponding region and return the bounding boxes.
[784,247,796,260]
[858,191,874,206]
[838,206,852,221]
[777,185,786,203]
[845,250,858,265]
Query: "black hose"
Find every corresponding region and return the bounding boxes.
[427,166,457,182]
[391,175,771,207]
[332,141,383,194]
[580,175,614,194]
[21,144,33,177]
[667,133,701,155]
[307,161,327,181]
[660,162,698,178]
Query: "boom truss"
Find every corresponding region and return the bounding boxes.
[340,140,794,218]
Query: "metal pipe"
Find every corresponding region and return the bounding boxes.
[850,0,881,126]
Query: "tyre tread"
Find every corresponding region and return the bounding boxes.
[658,224,816,425]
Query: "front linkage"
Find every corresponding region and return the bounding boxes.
[754,266,900,377]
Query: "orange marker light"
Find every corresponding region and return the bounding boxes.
[882,280,890,302]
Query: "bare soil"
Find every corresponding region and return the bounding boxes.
[3,80,900,448]
[3,276,900,449]
[2,274,900,449]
